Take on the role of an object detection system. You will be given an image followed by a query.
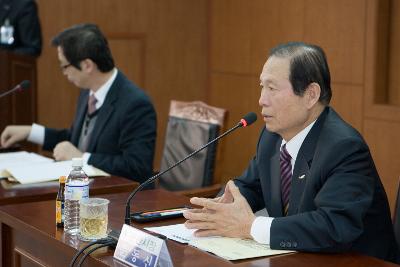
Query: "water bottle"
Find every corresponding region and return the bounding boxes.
[64,158,89,235]
[0,19,14,45]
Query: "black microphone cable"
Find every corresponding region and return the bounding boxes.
[69,237,115,267]
[76,240,116,267]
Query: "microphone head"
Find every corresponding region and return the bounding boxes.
[240,112,257,127]
[19,80,31,90]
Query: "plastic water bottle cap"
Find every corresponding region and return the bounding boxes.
[72,158,83,167]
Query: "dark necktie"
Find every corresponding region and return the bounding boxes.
[88,94,97,115]
[280,144,292,216]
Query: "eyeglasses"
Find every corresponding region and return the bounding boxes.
[60,63,72,71]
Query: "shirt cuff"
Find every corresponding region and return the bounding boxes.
[27,123,45,145]
[82,152,91,164]
[250,216,274,244]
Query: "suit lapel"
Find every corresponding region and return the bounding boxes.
[87,103,114,152]
[86,72,120,152]
[288,152,310,215]
[270,144,283,217]
[71,92,89,146]
[287,107,329,215]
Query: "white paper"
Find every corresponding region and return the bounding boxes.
[190,237,295,260]
[1,152,109,184]
[146,223,295,261]
[145,223,198,244]
[0,151,53,175]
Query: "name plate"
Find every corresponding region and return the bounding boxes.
[114,224,173,267]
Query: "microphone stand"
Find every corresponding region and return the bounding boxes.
[124,121,245,225]
[0,80,30,98]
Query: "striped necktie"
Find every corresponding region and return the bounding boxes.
[280,144,292,215]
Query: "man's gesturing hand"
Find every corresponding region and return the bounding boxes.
[183,180,255,239]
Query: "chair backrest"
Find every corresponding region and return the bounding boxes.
[159,100,226,191]
[393,178,400,248]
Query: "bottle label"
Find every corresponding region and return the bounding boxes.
[65,182,89,201]
[56,200,63,224]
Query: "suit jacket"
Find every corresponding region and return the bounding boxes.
[235,107,398,262]
[0,0,42,56]
[43,71,157,183]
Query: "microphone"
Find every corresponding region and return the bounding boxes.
[0,80,31,98]
[123,112,257,226]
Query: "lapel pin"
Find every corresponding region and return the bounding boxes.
[298,174,306,179]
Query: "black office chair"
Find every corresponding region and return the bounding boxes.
[158,100,226,196]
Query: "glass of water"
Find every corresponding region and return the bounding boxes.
[79,198,109,241]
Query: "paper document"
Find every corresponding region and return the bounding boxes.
[0,151,53,174]
[1,152,109,184]
[145,223,295,260]
[145,223,198,243]
[190,237,294,260]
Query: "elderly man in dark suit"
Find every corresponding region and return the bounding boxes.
[183,42,398,262]
[0,24,157,183]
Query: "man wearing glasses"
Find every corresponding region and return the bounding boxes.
[0,23,157,183]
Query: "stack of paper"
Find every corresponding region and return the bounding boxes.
[145,223,295,261]
[0,151,53,171]
[1,151,109,184]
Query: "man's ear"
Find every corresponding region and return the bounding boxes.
[80,59,95,73]
[305,82,321,109]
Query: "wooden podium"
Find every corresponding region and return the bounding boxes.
[0,50,37,134]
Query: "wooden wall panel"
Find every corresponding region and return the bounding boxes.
[210,0,253,74]
[330,83,364,132]
[387,0,400,105]
[35,0,208,167]
[108,36,146,88]
[210,0,305,75]
[208,73,264,180]
[303,0,366,85]
[249,0,305,74]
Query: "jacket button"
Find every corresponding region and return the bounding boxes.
[280,241,286,248]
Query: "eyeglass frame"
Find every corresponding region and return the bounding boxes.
[60,63,72,71]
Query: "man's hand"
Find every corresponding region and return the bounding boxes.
[0,125,31,148]
[53,141,83,161]
[183,180,256,239]
[206,183,234,205]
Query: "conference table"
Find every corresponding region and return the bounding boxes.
[0,189,397,267]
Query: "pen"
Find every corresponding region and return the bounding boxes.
[141,207,189,216]
[141,209,188,217]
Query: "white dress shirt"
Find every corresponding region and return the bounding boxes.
[27,68,118,163]
[250,120,316,244]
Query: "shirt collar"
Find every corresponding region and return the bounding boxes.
[89,68,118,109]
[281,120,317,161]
